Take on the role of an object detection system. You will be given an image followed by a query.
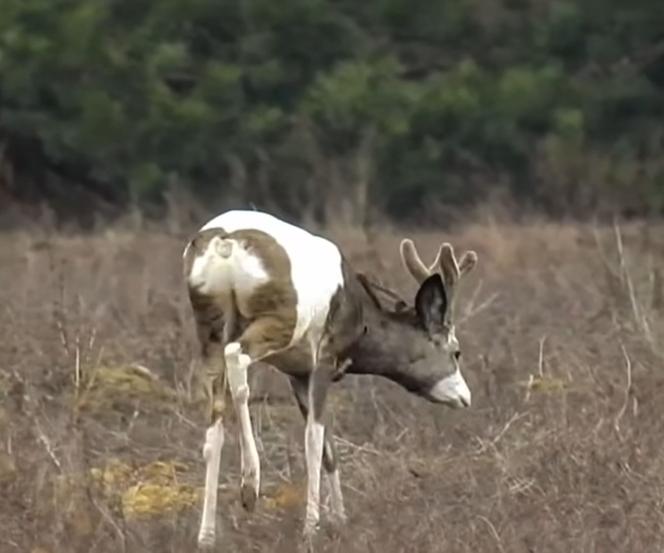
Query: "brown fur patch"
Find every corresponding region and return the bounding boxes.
[184,227,298,363]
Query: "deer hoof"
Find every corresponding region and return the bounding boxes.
[299,520,320,553]
[197,529,216,550]
[240,482,258,512]
[325,512,347,538]
[298,531,317,553]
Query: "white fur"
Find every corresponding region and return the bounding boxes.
[326,469,346,524]
[197,342,263,547]
[429,368,471,407]
[225,342,260,501]
[198,419,224,548]
[188,236,270,299]
[200,210,345,346]
[304,418,325,534]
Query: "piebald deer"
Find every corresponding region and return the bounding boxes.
[182,209,477,549]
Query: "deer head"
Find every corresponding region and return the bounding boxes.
[382,238,478,406]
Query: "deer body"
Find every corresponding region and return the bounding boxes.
[182,209,477,550]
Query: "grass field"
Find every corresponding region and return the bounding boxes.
[1,213,663,552]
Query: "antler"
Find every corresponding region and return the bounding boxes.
[399,238,478,293]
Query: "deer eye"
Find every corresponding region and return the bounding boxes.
[453,351,461,361]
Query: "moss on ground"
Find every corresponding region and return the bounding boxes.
[519,374,570,394]
[90,459,200,520]
[263,480,305,512]
[76,364,176,416]
[52,457,200,529]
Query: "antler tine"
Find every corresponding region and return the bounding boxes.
[438,243,460,291]
[439,243,478,281]
[458,250,478,276]
[438,244,479,315]
[399,239,431,284]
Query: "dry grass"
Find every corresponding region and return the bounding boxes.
[1,214,664,553]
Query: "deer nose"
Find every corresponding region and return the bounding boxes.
[428,369,471,407]
[453,370,471,408]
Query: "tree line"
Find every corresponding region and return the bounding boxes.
[1,0,663,227]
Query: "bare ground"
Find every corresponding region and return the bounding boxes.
[1,215,664,553]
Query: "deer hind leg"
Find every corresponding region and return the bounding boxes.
[197,340,228,549]
[227,315,294,512]
[289,376,347,531]
[195,302,238,550]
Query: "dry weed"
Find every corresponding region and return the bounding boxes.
[0,216,663,552]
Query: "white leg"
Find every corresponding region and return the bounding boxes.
[326,468,346,525]
[289,375,346,534]
[303,416,325,538]
[197,418,224,548]
[225,342,260,511]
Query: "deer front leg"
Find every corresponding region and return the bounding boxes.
[301,363,335,551]
[289,376,346,530]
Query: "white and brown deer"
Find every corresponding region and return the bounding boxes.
[182,209,478,549]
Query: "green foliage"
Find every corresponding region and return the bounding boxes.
[0,0,663,221]
[303,57,412,149]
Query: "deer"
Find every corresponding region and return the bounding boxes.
[181,209,478,550]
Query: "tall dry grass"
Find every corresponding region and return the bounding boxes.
[1,214,663,553]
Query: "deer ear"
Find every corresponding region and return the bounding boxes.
[415,273,448,333]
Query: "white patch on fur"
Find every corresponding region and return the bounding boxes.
[304,418,325,533]
[201,210,344,346]
[429,368,471,407]
[225,342,260,497]
[187,235,270,298]
[198,418,224,548]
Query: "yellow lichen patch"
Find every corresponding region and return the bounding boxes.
[529,375,568,392]
[122,482,200,519]
[76,364,176,416]
[518,374,570,398]
[90,458,200,520]
[134,460,189,484]
[89,458,134,491]
[263,480,306,512]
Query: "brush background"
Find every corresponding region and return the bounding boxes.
[1,211,663,553]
